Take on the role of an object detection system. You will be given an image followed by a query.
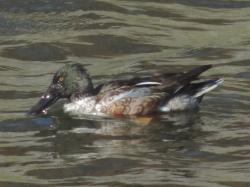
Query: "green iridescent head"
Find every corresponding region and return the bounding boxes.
[28,63,93,115]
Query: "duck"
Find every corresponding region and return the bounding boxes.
[28,63,223,117]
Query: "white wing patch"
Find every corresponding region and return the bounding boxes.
[135,81,162,86]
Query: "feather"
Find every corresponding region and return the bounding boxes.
[135,81,162,86]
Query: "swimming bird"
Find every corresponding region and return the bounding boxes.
[28,63,223,116]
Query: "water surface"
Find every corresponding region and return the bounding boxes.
[0,0,250,186]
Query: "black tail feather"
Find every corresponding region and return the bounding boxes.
[179,65,212,83]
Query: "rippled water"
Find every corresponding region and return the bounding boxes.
[0,0,250,186]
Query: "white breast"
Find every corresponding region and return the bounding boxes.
[64,97,98,115]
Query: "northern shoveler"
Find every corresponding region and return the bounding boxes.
[28,63,223,116]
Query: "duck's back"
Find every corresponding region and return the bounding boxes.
[94,85,166,116]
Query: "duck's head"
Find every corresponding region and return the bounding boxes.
[28,63,93,115]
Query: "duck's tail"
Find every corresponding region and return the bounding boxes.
[159,78,223,112]
[193,78,223,98]
[174,77,223,98]
[178,65,212,83]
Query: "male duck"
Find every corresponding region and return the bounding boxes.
[28,63,223,116]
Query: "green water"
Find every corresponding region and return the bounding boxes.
[0,0,250,186]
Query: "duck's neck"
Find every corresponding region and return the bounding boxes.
[84,73,94,94]
[69,73,95,102]
[70,92,94,102]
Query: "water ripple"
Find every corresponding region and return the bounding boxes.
[0,0,250,187]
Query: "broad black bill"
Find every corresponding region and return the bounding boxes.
[27,89,60,116]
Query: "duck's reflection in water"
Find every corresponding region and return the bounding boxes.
[45,111,203,159]
[24,112,219,186]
